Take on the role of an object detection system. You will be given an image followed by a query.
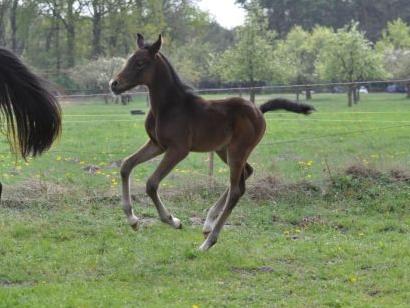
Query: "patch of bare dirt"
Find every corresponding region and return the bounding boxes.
[83,165,101,174]
[345,164,383,180]
[107,159,123,169]
[248,176,320,200]
[0,279,35,287]
[2,179,68,202]
[390,168,410,182]
[298,216,326,228]
[189,215,204,225]
[231,266,274,275]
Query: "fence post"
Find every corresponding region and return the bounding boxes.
[208,152,214,187]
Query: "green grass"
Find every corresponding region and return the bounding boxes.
[0,93,409,307]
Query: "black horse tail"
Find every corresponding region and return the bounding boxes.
[259,98,315,115]
[0,48,61,159]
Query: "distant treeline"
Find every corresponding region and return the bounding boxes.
[0,0,409,94]
[0,0,232,87]
[236,0,410,41]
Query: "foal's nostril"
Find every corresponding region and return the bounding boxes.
[111,80,119,89]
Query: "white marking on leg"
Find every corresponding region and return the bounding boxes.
[120,141,163,230]
[203,188,228,235]
[199,186,241,251]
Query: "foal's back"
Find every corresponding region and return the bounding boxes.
[186,96,266,152]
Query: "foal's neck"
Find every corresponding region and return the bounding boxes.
[147,55,188,116]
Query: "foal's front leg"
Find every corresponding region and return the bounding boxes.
[146,148,189,228]
[120,140,164,230]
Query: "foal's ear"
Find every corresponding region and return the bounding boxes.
[137,33,145,49]
[149,34,162,55]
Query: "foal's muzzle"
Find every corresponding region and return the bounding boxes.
[109,79,120,94]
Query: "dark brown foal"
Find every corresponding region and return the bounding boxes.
[110,34,314,251]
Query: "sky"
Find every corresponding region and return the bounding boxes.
[197,0,246,29]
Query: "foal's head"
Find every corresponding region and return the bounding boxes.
[110,34,162,95]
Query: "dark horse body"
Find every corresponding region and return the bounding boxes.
[110,34,314,251]
[0,48,61,197]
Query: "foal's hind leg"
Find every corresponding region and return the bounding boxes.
[146,148,188,228]
[121,140,164,230]
[202,150,253,237]
[199,146,251,251]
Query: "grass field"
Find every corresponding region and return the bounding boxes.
[0,93,409,307]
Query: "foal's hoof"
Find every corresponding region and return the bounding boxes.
[198,238,217,252]
[128,216,140,231]
[130,221,139,231]
[171,217,182,229]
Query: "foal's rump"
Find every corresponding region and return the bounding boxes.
[0,48,61,158]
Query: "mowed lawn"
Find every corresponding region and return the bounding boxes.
[0,93,409,307]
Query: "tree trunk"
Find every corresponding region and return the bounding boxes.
[348,86,353,107]
[357,88,361,102]
[353,86,358,104]
[296,91,300,102]
[0,1,8,47]
[65,0,76,68]
[250,87,256,103]
[10,0,17,52]
[407,83,410,99]
[54,18,61,74]
[66,25,75,67]
[305,87,312,100]
[91,2,102,59]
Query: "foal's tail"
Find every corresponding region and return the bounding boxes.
[0,48,61,159]
[259,98,315,115]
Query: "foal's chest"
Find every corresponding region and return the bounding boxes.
[144,111,189,147]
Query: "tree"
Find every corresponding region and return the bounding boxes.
[70,57,125,92]
[0,0,233,91]
[383,50,410,98]
[274,26,333,100]
[377,18,410,50]
[376,19,410,98]
[166,39,214,86]
[82,0,131,59]
[9,0,18,52]
[0,1,8,46]
[316,23,387,106]
[212,3,282,102]
[236,0,410,41]
[41,0,83,68]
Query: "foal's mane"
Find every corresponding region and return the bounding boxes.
[158,52,195,95]
[143,44,197,98]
